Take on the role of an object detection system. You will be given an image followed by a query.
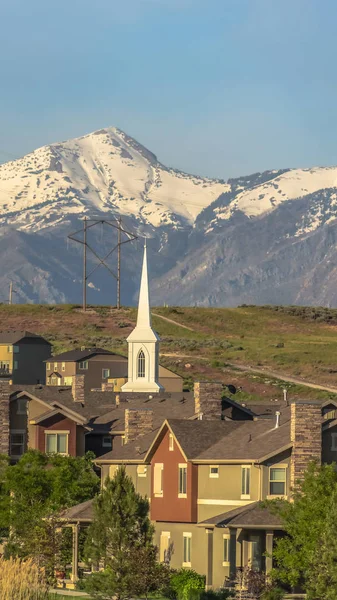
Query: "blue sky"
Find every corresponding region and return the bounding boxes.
[1,0,337,178]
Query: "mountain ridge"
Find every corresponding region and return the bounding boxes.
[1,127,337,306]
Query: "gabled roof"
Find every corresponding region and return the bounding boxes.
[46,348,115,362]
[200,501,283,530]
[30,407,88,427]
[59,499,94,522]
[0,331,51,344]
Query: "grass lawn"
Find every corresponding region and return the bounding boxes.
[3,302,337,402]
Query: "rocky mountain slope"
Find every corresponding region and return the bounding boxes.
[1,127,337,306]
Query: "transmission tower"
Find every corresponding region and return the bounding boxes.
[68,217,137,311]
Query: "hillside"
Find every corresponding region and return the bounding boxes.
[4,303,337,404]
[2,127,337,306]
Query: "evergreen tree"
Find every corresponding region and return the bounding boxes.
[84,466,159,600]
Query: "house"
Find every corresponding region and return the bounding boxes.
[0,331,51,384]
[90,397,329,589]
[45,348,182,393]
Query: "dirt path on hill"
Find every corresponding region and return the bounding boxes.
[152,312,194,331]
[160,352,337,395]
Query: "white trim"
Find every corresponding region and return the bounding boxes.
[182,562,192,567]
[197,499,254,506]
[183,532,192,537]
[44,430,70,434]
[178,493,187,499]
[169,433,174,451]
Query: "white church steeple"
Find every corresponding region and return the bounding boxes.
[121,242,163,393]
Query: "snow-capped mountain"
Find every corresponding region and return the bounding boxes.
[2,126,337,307]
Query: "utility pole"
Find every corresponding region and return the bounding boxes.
[9,281,13,305]
[83,217,87,312]
[117,217,121,309]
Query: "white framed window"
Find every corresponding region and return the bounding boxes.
[269,466,287,497]
[102,436,112,448]
[241,466,251,498]
[223,534,230,566]
[10,431,25,457]
[54,362,58,370]
[7,346,13,353]
[64,376,73,386]
[17,398,27,415]
[331,432,337,451]
[46,363,51,370]
[209,465,219,478]
[169,433,174,451]
[45,432,69,455]
[178,463,187,497]
[13,345,19,354]
[183,533,192,566]
[154,463,164,497]
[102,368,110,379]
[137,350,145,378]
[160,531,171,563]
[79,361,88,370]
[61,362,65,372]
[137,465,147,478]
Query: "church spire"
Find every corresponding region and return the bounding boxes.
[136,241,152,330]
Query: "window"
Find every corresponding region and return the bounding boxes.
[109,465,118,478]
[241,466,251,498]
[102,368,110,379]
[137,465,147,478]
[269,467,287,496]
[64,376,73,386]
[13,345,19,354]
[178,464,187,497]
[54,362,58,370]
[7,346,13,353]
[223,535,230,565]
[209,465,219,478]
[121,435,126,446]
[17,398,27,415]
[13,361,18,370]
[10,431,25,457]
[137,350,145,378]
[169,433,174,451]
[0,361,10,372]
[46,363,51,370]
[45,432,68,455]
[160,532,171,563]
[61,362,65,372]
[249,536,261,571]
[102,436,112,448]
[183,533,191,566]
[331,433,337,451]
[79,361,88,370]
[154,463,164,497]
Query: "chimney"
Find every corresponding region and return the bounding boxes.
[194,381,223,420]
[124,408,154,444]
[0,377,10,455]
[72,375,85,403]
[290,400,322,489]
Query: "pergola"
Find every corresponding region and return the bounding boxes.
[58,499,94,584]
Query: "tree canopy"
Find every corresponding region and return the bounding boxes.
[271,461,337,598]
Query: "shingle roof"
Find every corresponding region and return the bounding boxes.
[59,499,94,522]
[200,502,283,529]
[0,331,50,344]
[46,348,115,362]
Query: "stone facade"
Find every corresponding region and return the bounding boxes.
[124,408,153,443]
[72,375,85,403]
[290,400,322,489]
[194,382,223,420]
[0,377,10,455]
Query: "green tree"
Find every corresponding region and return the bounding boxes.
[0,450,99,580]
[271,461,337,592]
[84,466,157,599]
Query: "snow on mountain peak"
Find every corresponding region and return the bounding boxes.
[0,127,229,232]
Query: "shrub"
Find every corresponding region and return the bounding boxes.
[169,568,205,600]
[0,557,49,599]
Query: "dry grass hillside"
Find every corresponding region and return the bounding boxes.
[2,303,337,404]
